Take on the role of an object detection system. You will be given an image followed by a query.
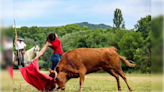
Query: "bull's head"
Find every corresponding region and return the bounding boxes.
[49,55,78,90]
[49,68,68,90]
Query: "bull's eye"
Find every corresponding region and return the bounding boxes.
[56,77,59,81]
[56,67,59,73]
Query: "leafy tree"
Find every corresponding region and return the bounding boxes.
[118,31,144,71]
[109,29,128,49]
[122,21,125,29]
[134,15,151,39]
[133,31,151,73]
[23,37,40,46]
[41,48,53,70]
[113,8,124,29]
[61,31,87,52]
[118,31,144,60]
[19,26,28,36]
[65,24,81,33]
[38,60,45,69]
[104,28,114,33]
[151,16,163,73]
[69,36,87,48]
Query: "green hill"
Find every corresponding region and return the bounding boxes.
[75,22,112,30]
[39,22,112,30]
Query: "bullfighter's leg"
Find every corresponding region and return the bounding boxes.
[116,70,132,91]
[21,50,25,67]
[104,69,121,91]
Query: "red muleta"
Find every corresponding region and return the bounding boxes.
[19,59,56,91]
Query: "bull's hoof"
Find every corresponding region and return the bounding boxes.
[129,88,133,91]
[61,88,65,90]
[118,88,121,91]
[78,89,82,92]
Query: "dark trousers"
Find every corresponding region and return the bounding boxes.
[3,49,13,66]
[16,49,24,67]
[50,53,62,70]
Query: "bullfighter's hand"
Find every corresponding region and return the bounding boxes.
[31,59,34,62]
[22,50,25,54]
[53,88,59,91]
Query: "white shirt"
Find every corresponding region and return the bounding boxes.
[14,41,26,50]
[3,41,13,50]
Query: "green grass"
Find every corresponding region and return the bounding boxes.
[13,70,151,92]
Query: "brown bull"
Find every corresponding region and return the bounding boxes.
[49,46,135,92]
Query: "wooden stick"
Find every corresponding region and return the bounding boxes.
[14,19,20,58]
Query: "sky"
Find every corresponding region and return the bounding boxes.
[0,0,158,29]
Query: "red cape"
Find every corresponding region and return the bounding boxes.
[7,66,13,79]
[19,59,56,91]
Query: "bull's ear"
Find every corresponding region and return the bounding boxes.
[49,69,52,73]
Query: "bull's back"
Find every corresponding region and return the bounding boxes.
[65,47,118,70]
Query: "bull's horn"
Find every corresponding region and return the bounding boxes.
[54,71,57,79]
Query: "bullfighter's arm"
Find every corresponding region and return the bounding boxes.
[32,42,52,61]
[23,46,26,52]
[14,35,18,46]
[23,42,26,53]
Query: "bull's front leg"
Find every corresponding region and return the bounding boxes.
[79,72,85,92]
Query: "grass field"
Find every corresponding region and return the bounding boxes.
[13,70,151,92]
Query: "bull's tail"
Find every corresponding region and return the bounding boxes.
[119,56,135,67]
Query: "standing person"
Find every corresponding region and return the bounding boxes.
[2,36,13,79]
[14,36,26,67]
[2,36,13,67]
[32,33,63,70]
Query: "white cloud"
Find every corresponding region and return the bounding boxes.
[13,0,67,20]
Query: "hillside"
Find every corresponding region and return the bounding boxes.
[75,22,112,30]
[39,22,112,30]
